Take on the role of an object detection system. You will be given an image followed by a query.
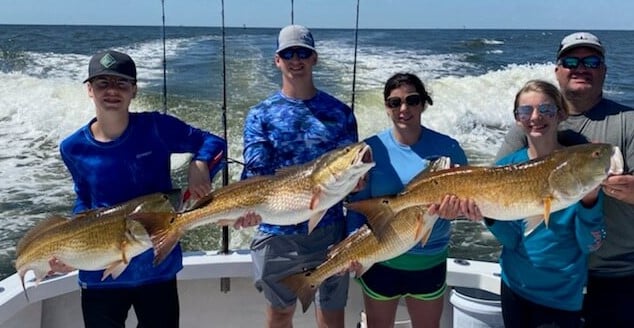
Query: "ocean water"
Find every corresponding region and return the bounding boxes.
[1,25,634,280]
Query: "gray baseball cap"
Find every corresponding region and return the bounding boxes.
[557,32,604,59]
[276,25,316,53]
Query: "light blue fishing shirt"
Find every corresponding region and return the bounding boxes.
[241,90,358,235]
[60,111,226,289]
[346,127,468,256]
[487,148,606,311]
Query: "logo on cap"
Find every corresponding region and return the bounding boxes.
[100,53,117,68]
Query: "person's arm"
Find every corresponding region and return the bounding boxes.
[155,113,227,199]
[575,190,606,253]
[485,218,524,250]
[156,113,226,172]
[495,124,528,162]
[241,108,275,179]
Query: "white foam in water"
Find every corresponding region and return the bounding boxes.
[0,31,558,260]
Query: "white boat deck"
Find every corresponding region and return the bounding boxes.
[0,250,502,328]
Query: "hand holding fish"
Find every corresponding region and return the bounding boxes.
[233,211,262,229]
[338,260,363,278]
[460,198,483,222]
[429,194,462,219]
[47,257,75,275]
[602,174,634,204]
[186,160,213,200]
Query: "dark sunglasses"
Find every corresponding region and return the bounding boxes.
[385,94,422,109]
[278,47,314,60]
[91,77,135,91]
[514,103,558,121]
[558,55,603,69]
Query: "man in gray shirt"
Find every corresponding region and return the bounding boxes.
[496,32,634,327]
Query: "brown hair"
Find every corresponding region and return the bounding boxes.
[383,73,433,106]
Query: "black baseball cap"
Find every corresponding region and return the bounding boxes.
[83,50,137,83]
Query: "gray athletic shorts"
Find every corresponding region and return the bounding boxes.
[250,221,349,310]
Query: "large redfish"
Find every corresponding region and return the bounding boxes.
[133,142,374,265]
[15,193,174,301]
[280,205,436,313]
[346,143,623,237]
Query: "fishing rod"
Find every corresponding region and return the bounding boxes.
[350,0,360,112]
[161,0,168,113]
[291,0,294,24]
[219,0,231,294]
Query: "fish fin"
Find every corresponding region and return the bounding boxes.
[129,212,183,266]
[101,261,128,281]
[326,226,373,260]
[309,186,322,210]
[524,215,544,236]
[345,198,397,241]
[418,210,438,247]
[610,146,624,175]
[279,271,317,313]
[543,197,552,227]
[414,214,424,240]
[307,210,327,234]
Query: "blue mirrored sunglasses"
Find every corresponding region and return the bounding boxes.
[558,55,603,69]
[514,103,559,121]
[385,94,422,109]
[278,47,314,60]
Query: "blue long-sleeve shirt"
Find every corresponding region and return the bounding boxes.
[60,111,226,288]
[241,90,358,235]
[346,127,468,257]
[487,148,605,311]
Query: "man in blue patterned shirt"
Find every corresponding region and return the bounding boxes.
[242,25,358,328]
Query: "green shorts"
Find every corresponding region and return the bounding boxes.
[356,250,447,301]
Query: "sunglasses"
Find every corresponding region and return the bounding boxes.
[91,77,135,91]
[558,55,603,69]
[514,103,559,121]
[385,94,422,109]
[278,47,314,60]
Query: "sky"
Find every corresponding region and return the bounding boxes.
[1,0,634,30]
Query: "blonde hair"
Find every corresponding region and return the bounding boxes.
[513,80,569,117]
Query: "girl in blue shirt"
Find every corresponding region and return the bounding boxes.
[487,80,605,328]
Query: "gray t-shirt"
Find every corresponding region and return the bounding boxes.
[496,98,634,277]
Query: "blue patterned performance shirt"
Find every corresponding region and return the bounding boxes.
[242,90,358,235]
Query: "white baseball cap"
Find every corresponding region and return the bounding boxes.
[557,32,604,59]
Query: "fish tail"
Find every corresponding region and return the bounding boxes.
[18,270,30,302]
[130,212,183,266]
[280,272,317,313]
[345,199,397,241]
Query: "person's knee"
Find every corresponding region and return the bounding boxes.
[316,308,345,328]
[266,304,295,327]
